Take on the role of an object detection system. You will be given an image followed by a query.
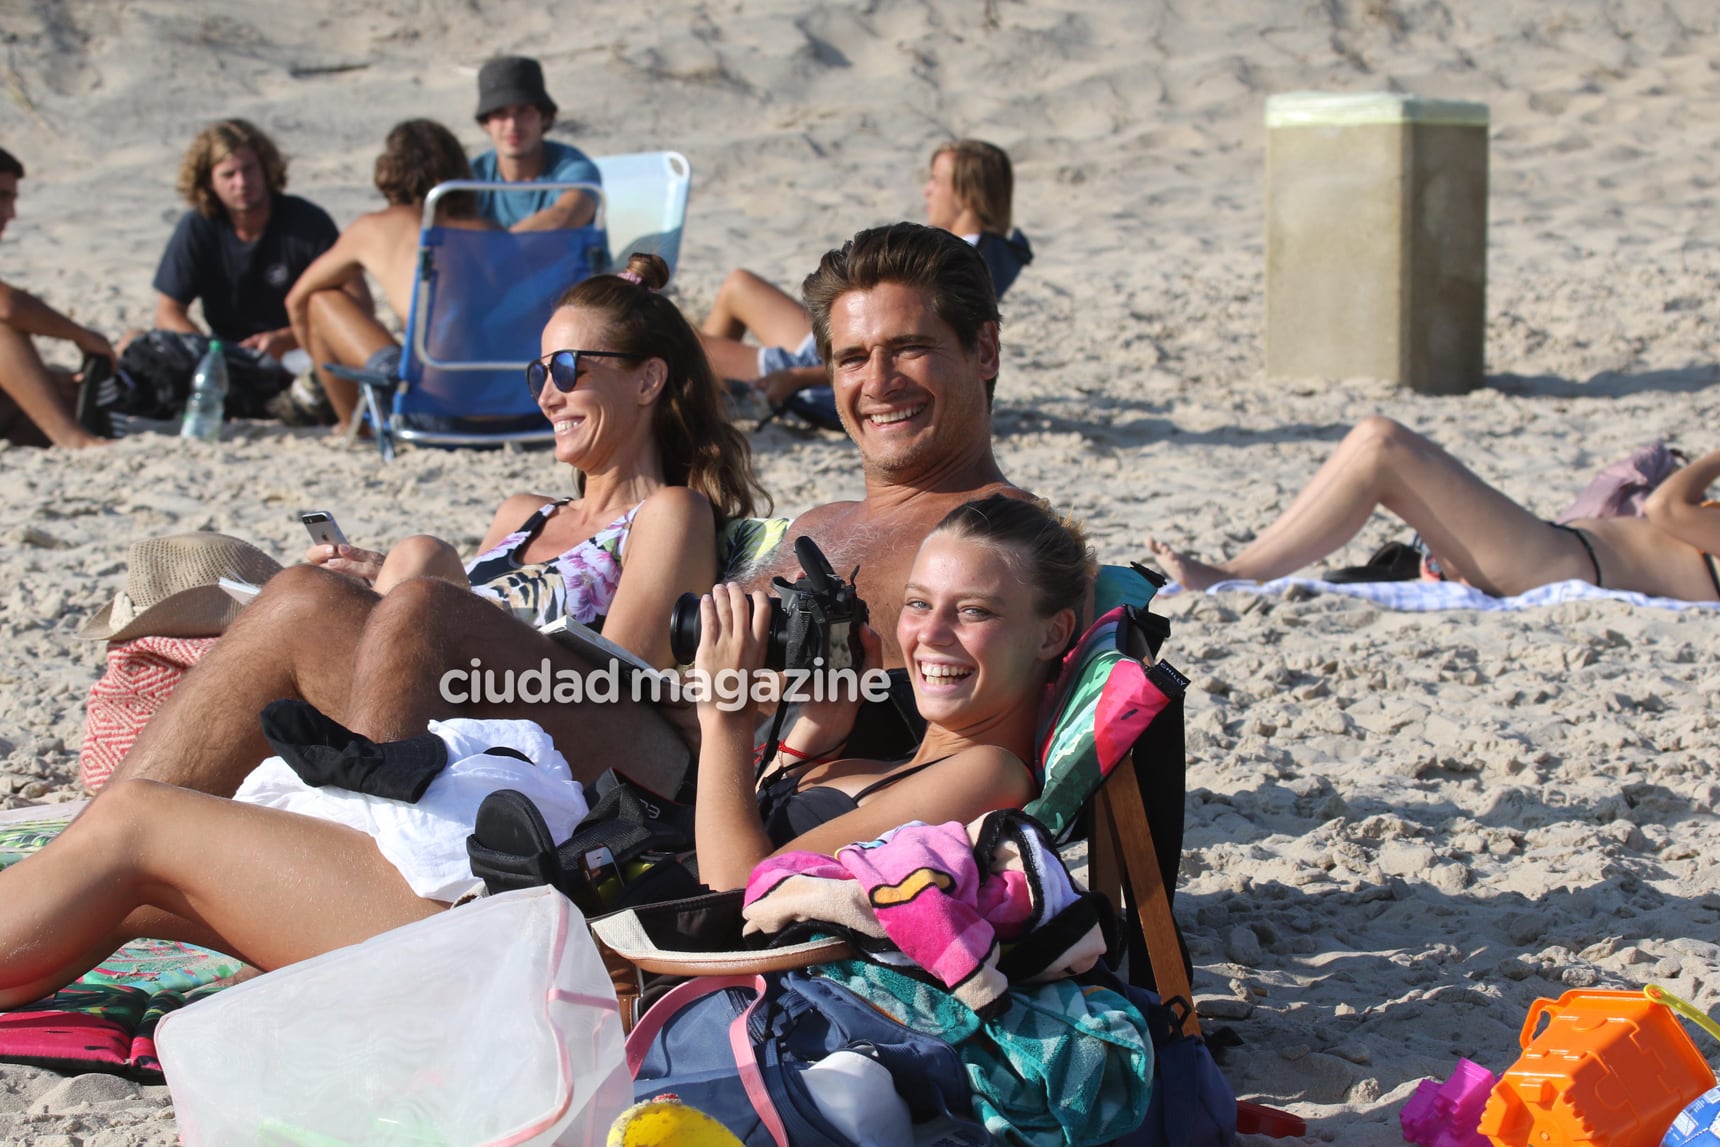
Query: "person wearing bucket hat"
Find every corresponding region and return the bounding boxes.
[80,533,284,643]
[469,55,602,232]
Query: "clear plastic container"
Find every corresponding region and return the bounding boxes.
[156,886,629,1145]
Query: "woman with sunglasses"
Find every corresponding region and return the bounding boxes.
[312,253,763,660]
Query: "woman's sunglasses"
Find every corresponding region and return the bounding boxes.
[525,349,646,397]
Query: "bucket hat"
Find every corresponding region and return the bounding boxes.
[475,56,557,121]
[80,532,283,642]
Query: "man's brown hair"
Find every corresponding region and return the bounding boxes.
[802,222,1002,397]
[0,148,23,180]
[374,119,473,212]
[176,120,287,218]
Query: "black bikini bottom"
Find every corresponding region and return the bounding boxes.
[1548,522,1603,588]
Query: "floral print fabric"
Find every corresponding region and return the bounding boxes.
[464,499,637,630]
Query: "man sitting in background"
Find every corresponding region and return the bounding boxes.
[470,56,602,233]
[112,120,368,423]
[285,120,493,432]
[0,146,114,449]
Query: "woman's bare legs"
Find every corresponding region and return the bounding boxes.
[1148,416,1588,595]
[0,779,443,1010]
[375,534,469,595]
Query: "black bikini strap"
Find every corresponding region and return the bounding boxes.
[852,755,950,802]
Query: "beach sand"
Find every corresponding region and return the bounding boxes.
[2,1,1719,1141]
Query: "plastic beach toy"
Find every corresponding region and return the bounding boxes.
[1401,1057,1496,1147]
[608,1098,745,1146]
[1665,1087,1720,1147]
[1477,988,1716,1147]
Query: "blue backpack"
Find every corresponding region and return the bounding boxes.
[626,970,989,1147]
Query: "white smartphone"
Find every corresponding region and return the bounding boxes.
[297,509,349,548]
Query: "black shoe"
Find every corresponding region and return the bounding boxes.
[266,371,337,427]
[468,789,566,896]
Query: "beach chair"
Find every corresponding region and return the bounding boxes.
[1032,570,1305,1140]
[333,178,610,460]
[590,151,692,278]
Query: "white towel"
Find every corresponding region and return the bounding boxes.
[1160,576,1720,613]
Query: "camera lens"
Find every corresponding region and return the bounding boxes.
[667,592,704,665]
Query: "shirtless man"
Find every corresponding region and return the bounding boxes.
[285,120,492,431]
[105,221,1017,797]
[0,147,114,449]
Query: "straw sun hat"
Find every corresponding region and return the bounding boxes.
[80,532,283,642]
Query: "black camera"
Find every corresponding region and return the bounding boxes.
[668,535,867,672]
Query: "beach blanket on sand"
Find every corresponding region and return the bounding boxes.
[0,804,243,1081]
[1163,577,1720,613]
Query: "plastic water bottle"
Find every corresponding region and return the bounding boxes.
[180,339,229,441]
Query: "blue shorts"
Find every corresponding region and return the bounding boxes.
[365,344,403,378]
[757,332,821,376]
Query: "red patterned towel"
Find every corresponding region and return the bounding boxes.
[79,635,218,793]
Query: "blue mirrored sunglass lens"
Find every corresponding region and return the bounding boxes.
[526,353,580,395]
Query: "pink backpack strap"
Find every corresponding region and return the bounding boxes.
[624,972,788,1147]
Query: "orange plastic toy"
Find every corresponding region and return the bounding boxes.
[1476,989,1716,1147]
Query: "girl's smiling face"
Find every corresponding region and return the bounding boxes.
[896,531,1071,732]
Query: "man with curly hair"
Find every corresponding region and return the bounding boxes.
[109,120,362,424]
[153,120,347,361]
[284,120,492,431]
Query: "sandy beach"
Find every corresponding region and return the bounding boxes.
[2,0,1719,1142]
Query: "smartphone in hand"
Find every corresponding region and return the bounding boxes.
[297,509,349,548]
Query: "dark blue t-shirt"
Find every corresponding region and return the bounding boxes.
[151,194,339,342]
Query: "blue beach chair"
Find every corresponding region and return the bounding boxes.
[339,154,691,460]
[335,178,608,460]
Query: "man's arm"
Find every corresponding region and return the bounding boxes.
[508,187,598,233]
[153,293,201,336]
[758,365,829,406]
[284,224,373,364]
[0,281,115,362]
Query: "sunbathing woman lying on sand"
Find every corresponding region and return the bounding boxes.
[0,495,1089,1008]
[1148,416,1720,602]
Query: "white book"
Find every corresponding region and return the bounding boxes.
[537,616,674,684]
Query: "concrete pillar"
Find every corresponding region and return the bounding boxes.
[1265,92,1490,395]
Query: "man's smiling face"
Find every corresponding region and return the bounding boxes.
[825,281,998,482]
